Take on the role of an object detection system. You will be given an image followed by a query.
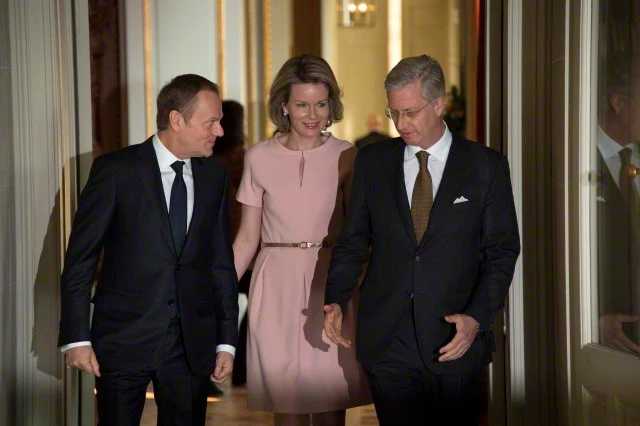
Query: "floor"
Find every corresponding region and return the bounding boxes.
[138,382,379,426]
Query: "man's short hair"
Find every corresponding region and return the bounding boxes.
[384,55,446,102]
[156,74,220,131]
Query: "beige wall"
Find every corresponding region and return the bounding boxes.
[402,0,460,90]
[328,0,390,143]
[0,0,16,423]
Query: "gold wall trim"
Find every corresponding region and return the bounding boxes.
[143,0,154,137]
[263,0,272,137]
[216,0,226,96]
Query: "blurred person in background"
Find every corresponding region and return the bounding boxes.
[354,113,390,149]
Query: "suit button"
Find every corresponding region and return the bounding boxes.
[415,256,421,262]
[168,299,175,306]
[176,264,181,271]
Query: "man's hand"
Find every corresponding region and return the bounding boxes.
[600,314,640,354]
[438,314,479,362]
[65,346,101,377]
[323,303,352,348]
[210,351,234,384]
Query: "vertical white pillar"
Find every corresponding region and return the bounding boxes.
[224,0,248,106]
[124,0,146,145]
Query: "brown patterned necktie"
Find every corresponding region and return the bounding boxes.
[411,151,433,242]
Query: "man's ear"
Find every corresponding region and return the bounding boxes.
[168,110,183,131]
[610,92,627,115]
[433,96,446,117]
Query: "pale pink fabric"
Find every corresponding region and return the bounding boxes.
[237,134,371,413]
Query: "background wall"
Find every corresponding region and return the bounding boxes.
[324,0,461,144]
[328,0,390,143]
[402,0,460,90]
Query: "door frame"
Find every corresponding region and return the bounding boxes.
[569,0,640,423]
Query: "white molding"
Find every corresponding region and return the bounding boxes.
[506,0,525,423]
[224,0,247,106]
[387,0,402,138]
[387,0,402,73]
[124,0,145,145]
[573,0,598,419]
[577,0,597,350]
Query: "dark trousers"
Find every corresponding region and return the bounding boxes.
[95,320,210,426]
[363,302,483,426]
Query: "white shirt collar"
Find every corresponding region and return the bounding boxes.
[404,121,452,162]
[153,133,192,172]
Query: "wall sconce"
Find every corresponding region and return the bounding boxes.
[337,0,376,27]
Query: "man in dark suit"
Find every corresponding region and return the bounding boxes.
[323,55,520,425]
[354,113,391,149]
[596,56,640,354]
[59,74,239,425]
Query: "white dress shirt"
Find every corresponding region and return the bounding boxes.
[62,134,235,356]
[404,123,453,206]
[597,126,640,192]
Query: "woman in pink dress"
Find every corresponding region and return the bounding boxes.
[233,55,371,426]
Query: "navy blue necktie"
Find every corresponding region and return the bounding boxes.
[169,161,187,253]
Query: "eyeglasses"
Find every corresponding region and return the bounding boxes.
[385,102,431,121]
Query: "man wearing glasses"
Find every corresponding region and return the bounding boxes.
[323,54,520,425]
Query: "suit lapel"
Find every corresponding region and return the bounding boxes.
[419,137,470,249]
[134,138,175,254]
[387,140,417,245]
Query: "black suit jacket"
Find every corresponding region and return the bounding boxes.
[596,152,637,337]
[59,138,239,375]
[326,136,520,374]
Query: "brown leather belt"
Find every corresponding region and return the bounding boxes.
[263,240,333,249]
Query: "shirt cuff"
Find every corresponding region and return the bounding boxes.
[216,344,236,357]
[60,341,92,352]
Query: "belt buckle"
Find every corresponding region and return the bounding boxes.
[299,242,310,248]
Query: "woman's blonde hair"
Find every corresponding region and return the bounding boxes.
[268,55,343,133]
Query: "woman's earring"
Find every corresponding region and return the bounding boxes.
[283,109,288,116]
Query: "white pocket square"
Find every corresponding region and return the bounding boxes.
[597,195,606,203]
[453,196,469,204]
